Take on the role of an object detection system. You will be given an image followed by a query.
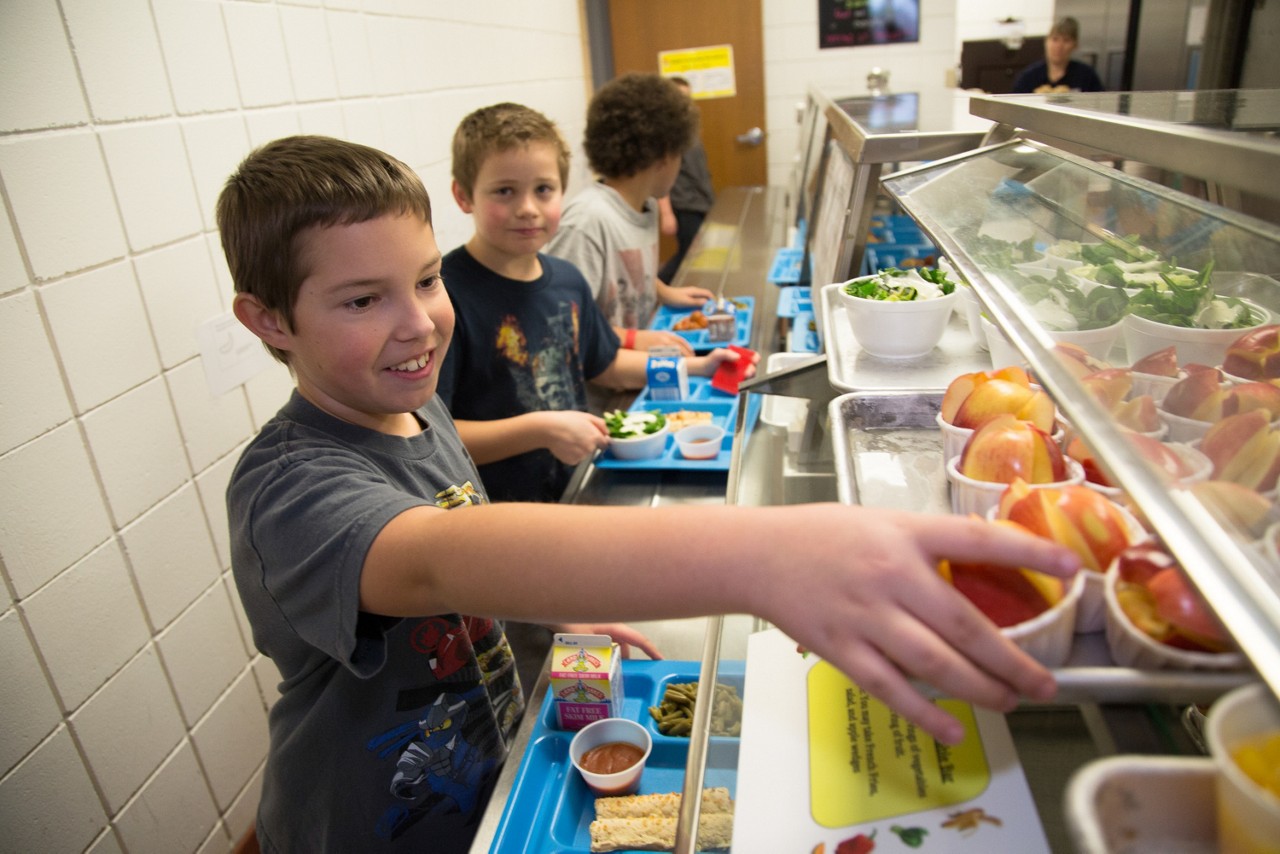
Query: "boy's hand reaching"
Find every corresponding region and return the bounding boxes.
[656,280,715,308]
[688,347,759,380]
[745,507,1080,746]
[550,623,663,661]
[537,411,610,465]
[629,328,694,358]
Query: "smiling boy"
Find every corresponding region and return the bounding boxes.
[439,103,743,503]
[219,135,1077,853]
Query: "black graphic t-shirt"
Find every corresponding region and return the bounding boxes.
[437,247,620,502]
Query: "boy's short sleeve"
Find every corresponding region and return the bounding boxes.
[546,220,607,300]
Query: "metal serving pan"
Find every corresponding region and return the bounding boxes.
[828,390,1252,705]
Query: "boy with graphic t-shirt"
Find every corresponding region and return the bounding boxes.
[438,103,746,503]
[218,134,1078,853]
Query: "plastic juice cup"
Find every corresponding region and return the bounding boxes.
[1206,682,1280,853]
[569,717,651,796]
[674,424,725,460]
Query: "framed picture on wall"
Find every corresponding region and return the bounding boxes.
[819,0,920,49]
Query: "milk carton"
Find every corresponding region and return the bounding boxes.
[645,346,688,401]
[549,633,625,730]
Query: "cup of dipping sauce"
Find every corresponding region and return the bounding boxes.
[674,424,726,460]
[569,717,651,796]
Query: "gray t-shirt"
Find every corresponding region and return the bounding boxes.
[546,180,660,329]
[228,391,524,853]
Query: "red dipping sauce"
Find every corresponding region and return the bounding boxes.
[579,741,644,775]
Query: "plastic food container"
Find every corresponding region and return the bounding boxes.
[1065,755,1219,853]
[1124,301,1271,367]
[674,424,725,460]
[1206,682,1280,854]
[569,717,651,797]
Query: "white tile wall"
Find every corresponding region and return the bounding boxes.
[189,672,268,812]
[118,485,222,630]
[113,742,220,854]
[0,291,73,454]
[0,131,128,280]
[80,379,190,525]
[0,2,735,850]
[0,0,89,132]
[99,122,205,252]
[21,541,151,711]
[0,423,114,597]
[69,647,187,814]
[40,262,160,412]
[62,0,174,122]
[133,238,225,370]
[156,584,251,725]
[0,610,63,776]
[0,727,108,852]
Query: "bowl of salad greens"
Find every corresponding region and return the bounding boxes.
[1119,262,1271,366]
[990,266,1130,360]
[838,267,959,359]
[604,409,669,460]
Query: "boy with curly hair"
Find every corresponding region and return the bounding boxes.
[547,73,715,355]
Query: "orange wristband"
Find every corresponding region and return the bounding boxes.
[624,328,637,349]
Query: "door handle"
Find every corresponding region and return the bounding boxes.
[736,127,764,146]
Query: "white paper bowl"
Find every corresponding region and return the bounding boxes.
[1001,569,1086,668]
[1205,682,1280,854]
[607,425,669,460]
[1156,407,1215,443]
[1129,370,1183,404]
[937,412,975,463]
[569,717,651,796]
[1124,301,1271,368]
[946,456,1085,518]
[982,315,1120,364]
[1102,563,1247,671]
[838,281,957,359]
[957,285,987,350]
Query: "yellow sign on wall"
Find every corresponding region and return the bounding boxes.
[658,44,736,99]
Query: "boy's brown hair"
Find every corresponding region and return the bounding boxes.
[451,103,572,200]
[584,72,698,180]
[216,135,433,363]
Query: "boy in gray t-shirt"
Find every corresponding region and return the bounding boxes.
[218,135,1078,853]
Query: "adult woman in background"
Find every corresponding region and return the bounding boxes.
[1012,17,1105,94]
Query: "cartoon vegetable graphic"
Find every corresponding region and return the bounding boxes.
[835,830,876,854]
[890,825,928,847]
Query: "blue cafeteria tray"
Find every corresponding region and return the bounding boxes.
[648,297,754,352]
[595,377,761,472]
[775,286,812,319]
[489,659,744,854]
[787,311,820,353]
[767,247,803,284]
[859,243,939,276]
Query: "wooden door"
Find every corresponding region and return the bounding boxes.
[607,0,767,194]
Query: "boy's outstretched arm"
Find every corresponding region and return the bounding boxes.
[454,413,609,466]
[360,503,1079,745]
[656,279,714,307]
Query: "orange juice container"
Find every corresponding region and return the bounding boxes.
[549,633,625,730]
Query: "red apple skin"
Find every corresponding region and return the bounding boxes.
[959,414,1068,484]
[1067,432,1199,488]
[1199,410,1280,492]
[1161,369,1227,421]
[1052,343,1112,380]
[1224,381,1280,419]
[1222,324,1280,381]
[1130,346,1179,378]
[999,482,1132,572]
[940,367,1036,425]
[1147,567,1232,651]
